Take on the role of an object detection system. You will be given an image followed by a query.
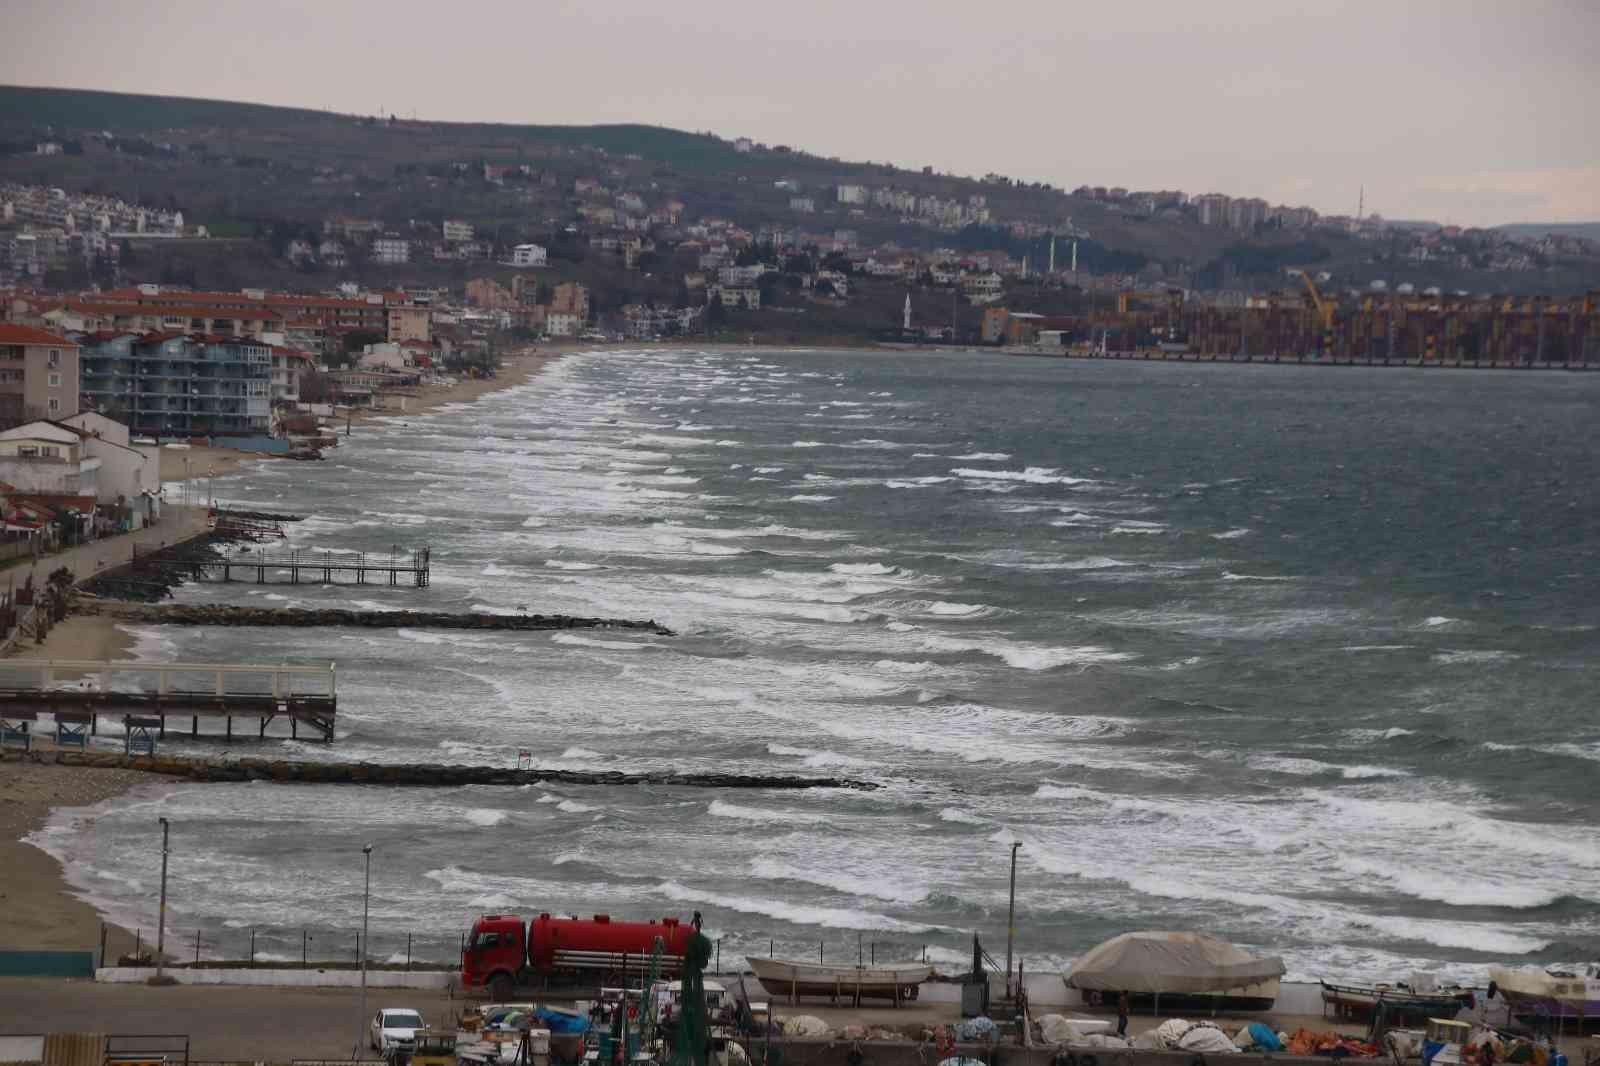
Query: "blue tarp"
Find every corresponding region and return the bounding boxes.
[1247,1023,1283,1051]
[534,1007,589,1034]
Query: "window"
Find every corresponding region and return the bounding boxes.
[47,398,61,414]
[48,373,61,387]
[47,349,61,368]
[473,931,501,950]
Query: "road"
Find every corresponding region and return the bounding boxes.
[0,978,461,1060]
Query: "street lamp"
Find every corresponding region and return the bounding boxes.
[1004,841,1021,1001]
[156,817,170,979]
[355,843,373,1059]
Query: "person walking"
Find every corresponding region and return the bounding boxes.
[1117,992,1130,1039]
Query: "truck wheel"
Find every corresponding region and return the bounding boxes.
[490,973,514,1002]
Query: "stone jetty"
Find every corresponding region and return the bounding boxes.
[5,748,876,790]
[84,601,674,636]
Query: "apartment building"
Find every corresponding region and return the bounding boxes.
[550,282,590,323]
[76,333,272,437]
[0,323,80,421]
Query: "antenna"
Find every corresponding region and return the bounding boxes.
[1358,185,1364,221]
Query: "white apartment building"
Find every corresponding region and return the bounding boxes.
[372,235,411,264]
[442,220,474,242]
[511,243,548,267]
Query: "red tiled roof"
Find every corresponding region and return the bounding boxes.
[0,323,78,346]
[60,300,285,320]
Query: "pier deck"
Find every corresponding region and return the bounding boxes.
[0,659,337,744]
[134,544,430,587]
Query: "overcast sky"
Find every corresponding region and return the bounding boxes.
[6,0,1597,227]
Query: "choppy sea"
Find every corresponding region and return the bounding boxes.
[28,348,1600,981]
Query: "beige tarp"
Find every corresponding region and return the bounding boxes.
[1063,931,1285,993]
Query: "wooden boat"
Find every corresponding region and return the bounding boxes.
[1487,964,1600,1021]
[1320,980,1474,1022]
[746,956,933,1004]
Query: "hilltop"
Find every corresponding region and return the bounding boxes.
[2,84,1595,311]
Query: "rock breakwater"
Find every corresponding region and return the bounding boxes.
[84,602,674,635]
[6,748,877,790]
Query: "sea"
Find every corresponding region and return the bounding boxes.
[28,348,1600,982]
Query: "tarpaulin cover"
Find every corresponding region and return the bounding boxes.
[1063,931,1286,993]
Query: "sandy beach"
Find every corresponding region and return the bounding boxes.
[158,347,559,481]
[1,351,559,965]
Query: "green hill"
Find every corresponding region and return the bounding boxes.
[0,84,744,171]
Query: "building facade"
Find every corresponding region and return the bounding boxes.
[0,323,80,421]
[76,333,272,437]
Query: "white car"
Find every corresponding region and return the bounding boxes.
[370,1008,425,1052]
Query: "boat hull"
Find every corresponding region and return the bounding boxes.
[746,957,933,1002]
[1488,967,1600,1021]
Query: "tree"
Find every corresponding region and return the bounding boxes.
[705,298,727,328]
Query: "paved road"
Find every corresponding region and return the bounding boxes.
[0,978,462,1060]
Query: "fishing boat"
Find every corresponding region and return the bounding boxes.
[746,956,933,1004]
[1487,963,1600,1021]
[1064,931,1285,1012]
[1320,980,1474,1023]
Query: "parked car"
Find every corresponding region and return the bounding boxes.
[370,1008,426,1052]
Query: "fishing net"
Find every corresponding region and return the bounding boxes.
[671,931,713,1066]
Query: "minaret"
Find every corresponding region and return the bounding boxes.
[903,292,912,331]
[1049,234,1056,274]
[1071,240,1078,273]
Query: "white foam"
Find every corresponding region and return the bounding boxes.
[1221,571,1294,582]
[938,808,986,825]
[748,858,928,904]
[551,634,658,651]
[922,635,1134,670]
[1432,649,1518,664]
[545,560,604,571]
[556,799,598,814]
[464,808,507,827]
[789,494,836,502]
[707,799,827,825]
[950,466,1093,485]
[922,601,993,618]
[1210,528,1252,540]
[654,880,935,932]
[951,452,1011,461]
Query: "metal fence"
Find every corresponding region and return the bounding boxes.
[103,922,942,976]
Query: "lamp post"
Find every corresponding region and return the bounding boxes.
[356,843,373,1059]
[156,817,170,979]
[1004,841,1021,1000]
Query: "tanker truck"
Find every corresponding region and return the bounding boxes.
[462,912,696,1001]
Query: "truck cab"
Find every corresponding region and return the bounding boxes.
[462,914,527,999]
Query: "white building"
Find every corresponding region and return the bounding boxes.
[836,184,868,205]
[0,422,101,496]
[372,235,411,264]
[790,197,816,214]
[59,411,161,526]
[545,311,581,337]
[511,243,548,267]
[442,220,474,242]
[708,286,761,310]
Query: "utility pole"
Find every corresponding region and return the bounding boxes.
[1005,841,1021,1000]
[156,817,170,979]
[356,843,373,1059]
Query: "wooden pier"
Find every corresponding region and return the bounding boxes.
[0,659,338,746]
[133,544,430,587]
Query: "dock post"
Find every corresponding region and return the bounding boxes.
[291,718,297,739]
[191,716,198,738]
[226,716,231,741]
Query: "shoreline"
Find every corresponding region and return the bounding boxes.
[159,347,560,481]
[1,349,563,964]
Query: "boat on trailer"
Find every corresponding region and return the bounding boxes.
[1320,980,1475,1023]
[746,956,933,1004]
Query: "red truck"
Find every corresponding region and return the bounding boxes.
[462,912,696,1000]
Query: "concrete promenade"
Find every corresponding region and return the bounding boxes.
[1,505,211,590]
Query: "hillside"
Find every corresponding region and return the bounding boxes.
[2,85,1594,300]
[1497,222,1600,242]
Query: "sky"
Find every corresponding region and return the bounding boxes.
[5,0,1598,228]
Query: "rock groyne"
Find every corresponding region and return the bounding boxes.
[7,748,877,790]
[84,602,674,636]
